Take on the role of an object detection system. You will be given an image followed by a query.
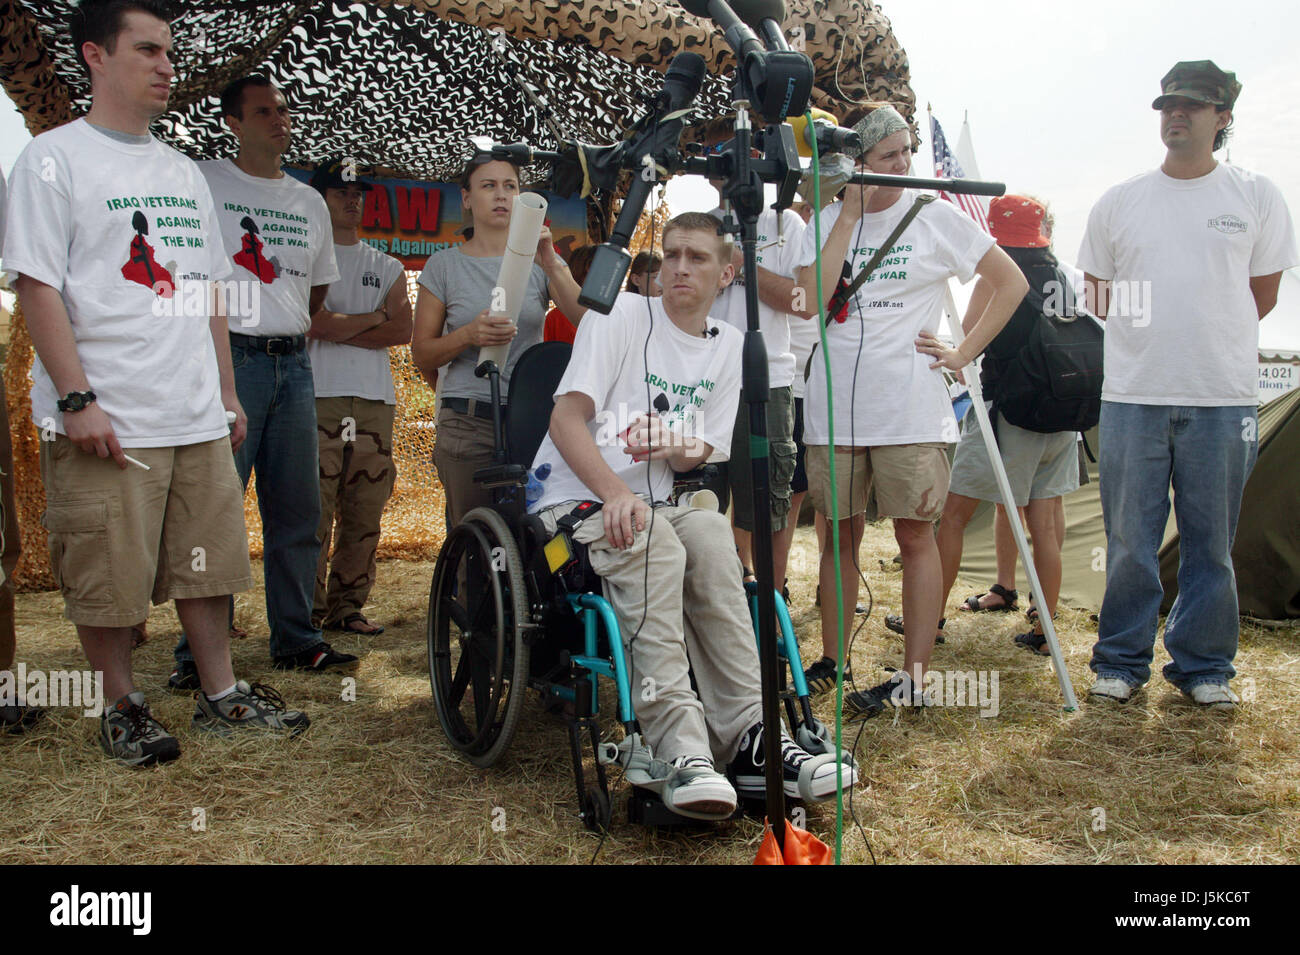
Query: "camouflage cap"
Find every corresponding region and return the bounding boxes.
[1152,60,1241,111]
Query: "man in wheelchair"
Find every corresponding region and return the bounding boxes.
[527,213,858,820]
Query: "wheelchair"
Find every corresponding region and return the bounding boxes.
[426,341,835,830]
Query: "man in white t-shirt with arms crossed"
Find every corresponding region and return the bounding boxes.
[1079,61,1297,707]
[306,159,412,636]
[5,0,308,764]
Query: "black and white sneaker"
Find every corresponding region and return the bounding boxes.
[272,641,358,673]
[844,672,923,721]
[802,656,852,696]
[729,722,858,803]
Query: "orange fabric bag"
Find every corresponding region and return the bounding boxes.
[754,821,833,865]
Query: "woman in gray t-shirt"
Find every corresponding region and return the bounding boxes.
[412,157,584,526]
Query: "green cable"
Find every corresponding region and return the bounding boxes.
[804,112,846,865]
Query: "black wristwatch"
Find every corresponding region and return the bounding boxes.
[57,390,97,413]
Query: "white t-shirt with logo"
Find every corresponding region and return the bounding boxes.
[797,192,994,446]
[199,158,339,336]
[1078,164,1297,406]
[308,240,406,404]
[528,293,742,512]
[711,206,802,389]
[2,119,233,447]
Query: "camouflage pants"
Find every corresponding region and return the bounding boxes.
[314,396,396,627]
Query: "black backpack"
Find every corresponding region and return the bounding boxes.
[991,270,1104,435]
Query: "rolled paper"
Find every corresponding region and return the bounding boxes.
[478,192,549,370]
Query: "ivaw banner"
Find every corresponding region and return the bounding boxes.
[285,168,589,271]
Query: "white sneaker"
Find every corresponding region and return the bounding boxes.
[1184,683,1239,709]
[663,755,737,821]
[1088,677,1136,703]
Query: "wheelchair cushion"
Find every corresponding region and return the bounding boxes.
[505,341,572,468]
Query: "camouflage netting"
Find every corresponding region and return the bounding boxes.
[0,0,915,590]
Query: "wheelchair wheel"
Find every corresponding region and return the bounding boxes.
[428,507,531,768]
[581,786,611,832]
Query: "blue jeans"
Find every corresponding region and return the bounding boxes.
[175,342,323,663]
[1093,401,1257,690]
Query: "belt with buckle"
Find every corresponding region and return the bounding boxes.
[230,332,307,355]
[442,397,503,421]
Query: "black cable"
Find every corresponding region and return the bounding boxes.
[847,716,877,864]
[594,156,663,859]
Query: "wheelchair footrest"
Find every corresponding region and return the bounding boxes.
[627,788,738,828]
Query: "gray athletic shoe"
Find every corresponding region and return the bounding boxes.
[192,681,310,737]
[100,692,181,766]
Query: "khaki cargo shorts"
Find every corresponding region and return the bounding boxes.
[807,442,950,522]
[40,435,253,627]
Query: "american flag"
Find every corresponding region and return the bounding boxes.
[930,115,990,232]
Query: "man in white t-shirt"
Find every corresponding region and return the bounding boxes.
[1078,61,1298,708]
[794,106,1027,717]
[3,0,309,763]
[528,212,856,820]
[170,75,351,687]
[709,196,807,601]
[306,159,412,636]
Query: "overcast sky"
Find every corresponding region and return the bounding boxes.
[3,0,1297,347]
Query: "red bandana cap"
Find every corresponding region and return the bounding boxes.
[988,195,1049,249]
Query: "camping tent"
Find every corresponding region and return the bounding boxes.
[957,387,1300,620]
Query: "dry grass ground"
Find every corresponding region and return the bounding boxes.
[3,522,1297,865]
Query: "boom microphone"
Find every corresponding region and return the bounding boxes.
[578,52,708,313]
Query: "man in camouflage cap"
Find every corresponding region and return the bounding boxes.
[1078,61,1297,709]
[1152,59,1241,110]
[1152,60,1242,152]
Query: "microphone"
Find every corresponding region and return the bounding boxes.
[579,52,707,313]
[788,110,861,158]
[468,135,563,166]
[730,0,789,49]
[658,50,709,113]
[677,0,811,122]
[704,326,719,338]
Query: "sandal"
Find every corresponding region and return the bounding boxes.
[1013,630,1051,656]
[1026,605,1058,624]
[328,613,385,636]
[960,583,1018,613]
[883,613,946,644]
